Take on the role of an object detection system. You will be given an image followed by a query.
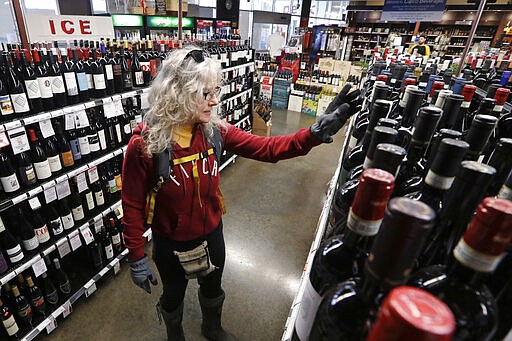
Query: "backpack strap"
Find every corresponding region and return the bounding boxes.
[146,147,171,226]
[207,126,224,165]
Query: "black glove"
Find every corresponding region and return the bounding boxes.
[324,84,363,116]
[310,103,352,143]
[129,256,158,294]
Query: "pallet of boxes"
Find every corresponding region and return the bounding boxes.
[253,74,273,137]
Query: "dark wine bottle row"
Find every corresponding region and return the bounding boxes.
[291,58,512,341]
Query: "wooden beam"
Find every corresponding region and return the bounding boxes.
[12,0,29,49]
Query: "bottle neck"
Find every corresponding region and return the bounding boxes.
[446,256,487,286]
[360,272,383,304]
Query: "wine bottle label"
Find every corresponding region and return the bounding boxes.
[76,72,89,91]
[115,124,122,143]
[64,72,79,96]
[1,173,20,192]
[50,75,66,94]
[70,139,82,160]
[6,244,24,263]
[130,119,137,131]
[108,179,118,193]
[34,160,52,180]
[123,123,131,135]
[62,150,74,167]
[24,79,42,99]
[347,135,358,150]
[22,235,39,251]
[62,213,74,230]
[134,71,144,85]
[294,277,322,340]
[72,205,85,221]
[21,165,37,184]
[97,130,107,151]
[86,73,94,89]
[50,217,64,235]
[78,136,91,155]
[149,60,157,78]
[461,101,471,109]
[2,314,19,336]
[94,190,105,206]
[140,61,150,73]
[104,64,114,80]
[35,224,50,243]
[59,280,71,295]
[45,289,59,306]
[11,92,31,113]
[347,209,382,236]
[93,74,107,90]
[85,192,95,210]
[48,155,63,172]
[0,95,14,116]
[88,134,100,152]
[105,244,114,260]
[112,233,121,246]
[454,239,504,273]
[115,174,122,191]
[113,64,122,77]
[16,302,32,320]
[123,73,132,88]
[31,295,45,309]
[425,170,454,190]
[37,76,53,98]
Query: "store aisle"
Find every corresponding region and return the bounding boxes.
[40,109,347,341]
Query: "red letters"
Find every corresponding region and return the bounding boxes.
[49,19,56,34]
[61,20,74,34]
[79,20,92,34]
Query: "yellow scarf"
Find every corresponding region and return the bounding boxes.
[174,125,194,148]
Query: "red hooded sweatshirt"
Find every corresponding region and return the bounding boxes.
[122,123,322,261]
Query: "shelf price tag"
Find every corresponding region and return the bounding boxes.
[74,109,90,128]
[44,186,58,203]
[87,166,99,184]
[84,280,97,298]
[140,92,150,110]
[76,172,88,193]
[32,256,47,278]
[39,118,56,138]
[28,196,42,210]
[46,316,58,334]
[65,113,75,130]
[57,238,72,258]
[0,131,10,148]
[80,225,95,245]
[68,230,82,251]
[56,179,72,199]
[94,219,103,234]
[8,126,30,155]
[103,98,116,118]
[113,259,121,275]
[62,300,72,318]
[114,98,124,116]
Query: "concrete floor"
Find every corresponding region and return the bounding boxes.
[40,109,346,341]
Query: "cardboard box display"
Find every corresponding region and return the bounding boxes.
[318,58,335,73]
[302,98,318,116]
[288,94,303,112]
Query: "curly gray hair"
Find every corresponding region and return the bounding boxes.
[142,46,226,155]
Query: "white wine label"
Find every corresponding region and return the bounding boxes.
[76,72,88,91]
[37,76,53,98]
[86,74,94,89]
[362,156,372,169]
[88,134,100,152]
[78,136,91,155]
[35,224,50,244]
[50,75,66,94]
[114,99,124,116]
[140,61,150,73]
[22,235,39,251]
[124,123,131,135]
[11,93,31,113]
[93,74,106,90]
[2,314,19,336]
[498,185,512,200]
[56,180,71,199]
[425,170,454,190]
[454,239,504,273]
[105,244,114,260]
[64,72,79,96]
[112,233,121,246]
[134,71,144,85]
[24,79,42,99]
[8,127,31,155]
[48,155,63,173]
[50,217,64,235]
[72,205,85,221]
[85,191,95,210]
[62,213,74,230]
[347,209,382,236]
[294,277,322,341]
[0,95,14,115]
[104,64,114,80]
[39,118,56,138]
[0,173,20,192]
[34,160,52,180]
[6,244,24,263]
[347,135,358,150]
[94,190,105,206]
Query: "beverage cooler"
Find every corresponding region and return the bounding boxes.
[146,16,195,41]
[110,14,145,41]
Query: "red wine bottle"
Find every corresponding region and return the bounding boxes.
[32,49,55,110]
[3,52,30,115]
[111,44,123,93]
[366,286,455,341]
[47,49,67,108]
[0,216,24,264]
[27,128,52,181]
[72,48,90,102]
[16,209,40,252]
[20,49,43,113]
[53,120,74,168]
[45,202,64,238]
[40,271,59,312]
[109,217,122,254]
[309,198,435,340]
[131,44,144,88]
[58,199,74,230]
[91,181,105,207]
[53,258,71,299]
[86,113,101,157]
[120,47,133,91]
[15,150,37,187]
[66,128,82,163]
[0,59,15,119]
[0,147,21,193]
[70,191,85,222]
[98,42,115,95]
[90,47,107,98]
[293,169,395,341]
[25,275,47,317]
[11,284,32,328]
[485,138,512,196]
[0,296,19,337]
[410,197,512,340]
[464,114,498,161]
[89,238,104,271]
[76,124,91,163]
[31,208,51,245]
[60,48,79,104]
[43,134,63,175]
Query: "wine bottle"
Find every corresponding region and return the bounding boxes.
[58,199,74,230]
[47,48,67,108]
[16,211,39,252]
[120,47,132,91]
[0,147,21,193]
[53,121,74,168]
[410,197,512,340]
[90,48,107,98]
[3,52,30,115]
[293,169,395,341]
[309,198,435,340]
[72,48,90,102]
[0,59,15,119]
[109,217,122,254]
[492,87,510,116]
[40,271,59,312]
[15,151,37,187]
[86,114,101,157]
[82,186,95,214]
[31,208,51,245]
[60,48,79,105]
[464,98,495,131]
[43,134,63,175]
[91,181,105,207]
[131,45,144,88]
[53,258,71,299]
[111,44,123,93]
[418,161,496,267]
[396,91,432,148]
[437,94,464,130]
[101,225,114,261]
[423,128,463,173]
[32,49,54,110]
[82,48,95,95]
[66,129,82,163]
[11,284,32,327]
[0,216,24,264]
[0,296,19,337]
[45,203,64,237]
[76,124,91,162]
[20,49,43,113]
[70,191,85,222]
[25,275,46,317]
[485,138,512,196]
[92,109,108,151]
[27,129,52,181]
[464,114,498,161]
[366,286,455,341]
[99,42,115,95]
[89,237,104,271]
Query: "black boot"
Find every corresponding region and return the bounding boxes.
[156,301,186,341]
[198,290,237,341]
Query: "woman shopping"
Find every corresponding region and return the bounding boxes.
[121,47,362,341]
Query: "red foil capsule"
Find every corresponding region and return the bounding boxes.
[429,81,445,97]
[377,75,389,83]
[402,78,416,92]
[367,286,456,341]
[494,88,510,106]
[462,84,477,102]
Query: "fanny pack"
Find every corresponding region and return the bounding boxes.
[174,241,218,279]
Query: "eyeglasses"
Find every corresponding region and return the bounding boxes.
[184,49,209,63]
[203,87,221,101]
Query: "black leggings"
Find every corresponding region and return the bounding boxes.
[152,222,226,312]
